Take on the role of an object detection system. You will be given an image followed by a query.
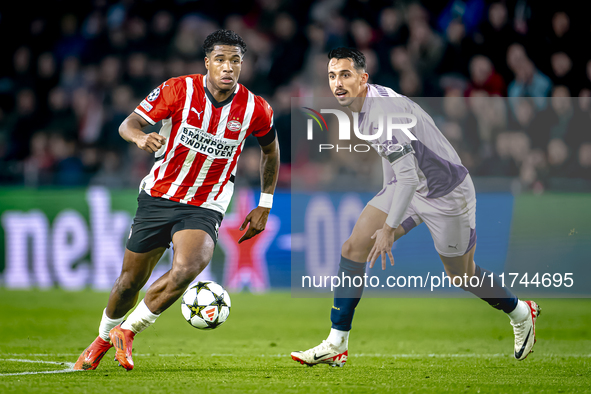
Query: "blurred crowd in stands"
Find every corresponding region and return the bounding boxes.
[0,0,590,191]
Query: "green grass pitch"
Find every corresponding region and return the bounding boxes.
[0,289,590,393]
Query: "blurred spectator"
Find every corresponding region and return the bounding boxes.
[544,12,576,62]
[54,14,86,63]
[350,19,374,50]
[548,86,573,140]
[267,13,308,90]
[375,7,409,72]
[149,11,175,57]
[474,2,516,83]
[71,86,104,145]
[573,143,591,180]
[101,85,135,151]
[465,55,505,96]
[507,44,552,112]
[49,133,85,186]
[437,0,486,35]
[91,150,126,188]
[23,131,54,187]
[407,19,444,79]
[4,89,40,161]
[478,131,520,176]
[45,87,78,139]
[125,52,152,97]
[11,46,34,90]
[440,90,480,167]
[525,86,572,151]
[236,147,262,188]
[437,19,471,79]
[59,56,84,93]
[547,137,570,178]
[549,52,577,95]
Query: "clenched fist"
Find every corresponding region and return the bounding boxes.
[135,133,166,153]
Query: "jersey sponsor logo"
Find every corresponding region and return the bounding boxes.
[227,120,241,132]
[140,100,153,112]
[147,87,160,102]
[179,126,237,158]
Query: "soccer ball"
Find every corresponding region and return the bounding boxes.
[180,281,231,329]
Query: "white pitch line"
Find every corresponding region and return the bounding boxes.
[0,359,77,376]
[2,353,590,360]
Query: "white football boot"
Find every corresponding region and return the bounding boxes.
[512,300,541,360]
[291,340,348,367]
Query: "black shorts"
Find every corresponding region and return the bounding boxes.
[126,191,224,253]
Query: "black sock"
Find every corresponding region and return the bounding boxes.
[464,265,518,313]
[330,256,367,331]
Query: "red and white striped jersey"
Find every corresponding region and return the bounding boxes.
[133,74,274,214]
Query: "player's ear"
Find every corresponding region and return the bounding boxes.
[361,72,369,84]
[204,56,210,70]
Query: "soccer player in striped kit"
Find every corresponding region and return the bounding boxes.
[75,30,280,371]
[291,48,539,367]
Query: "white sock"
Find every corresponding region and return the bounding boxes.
[121,299,160,334]
[98,309,125,342]
[327,328,349,349]
[507,300,530,323]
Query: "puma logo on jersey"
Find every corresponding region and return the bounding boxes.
[191,107,203,119]
[448,244,458,249]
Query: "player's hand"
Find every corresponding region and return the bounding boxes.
[367,224,396,270]
[238,206,270,244]
[135,132,166,153]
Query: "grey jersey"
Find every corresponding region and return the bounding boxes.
[356,84,468,200]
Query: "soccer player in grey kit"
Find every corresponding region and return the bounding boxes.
[291,48,540,367]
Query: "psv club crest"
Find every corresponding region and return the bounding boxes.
[227,120,242,132]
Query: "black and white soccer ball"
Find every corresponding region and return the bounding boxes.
[180,281,231,329]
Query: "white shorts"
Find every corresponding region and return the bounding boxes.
[368,175,477,257]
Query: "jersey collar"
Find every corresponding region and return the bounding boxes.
[203,76,240,108]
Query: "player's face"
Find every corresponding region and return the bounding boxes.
[328,58,368,108]
[205,45,243,92]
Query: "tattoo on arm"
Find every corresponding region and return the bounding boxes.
[260,140,280,194]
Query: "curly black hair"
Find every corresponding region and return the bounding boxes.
[327,47,366,73]
[203,29,247,56]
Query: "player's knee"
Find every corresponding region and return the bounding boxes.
[341,238,370,261]
[116,271,147,293]
[171,256,209,288]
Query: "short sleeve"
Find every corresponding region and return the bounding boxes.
[134,78,184,125]
[251,96,274,138]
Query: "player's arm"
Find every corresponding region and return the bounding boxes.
[382,157,395,188]
[368,152,419,269]
[119,113,166,153]
[259,135,280,195]
[239,134,280,244]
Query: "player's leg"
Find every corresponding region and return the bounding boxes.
[110,229,215,370]
[422,176,541,361]
[74,247,165,371]
[439,247,541,360]
[292,184,418,367]
[292,205,390,367]
[329,205,407,342]
[106,247,167,318]
[144,229,215,313]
